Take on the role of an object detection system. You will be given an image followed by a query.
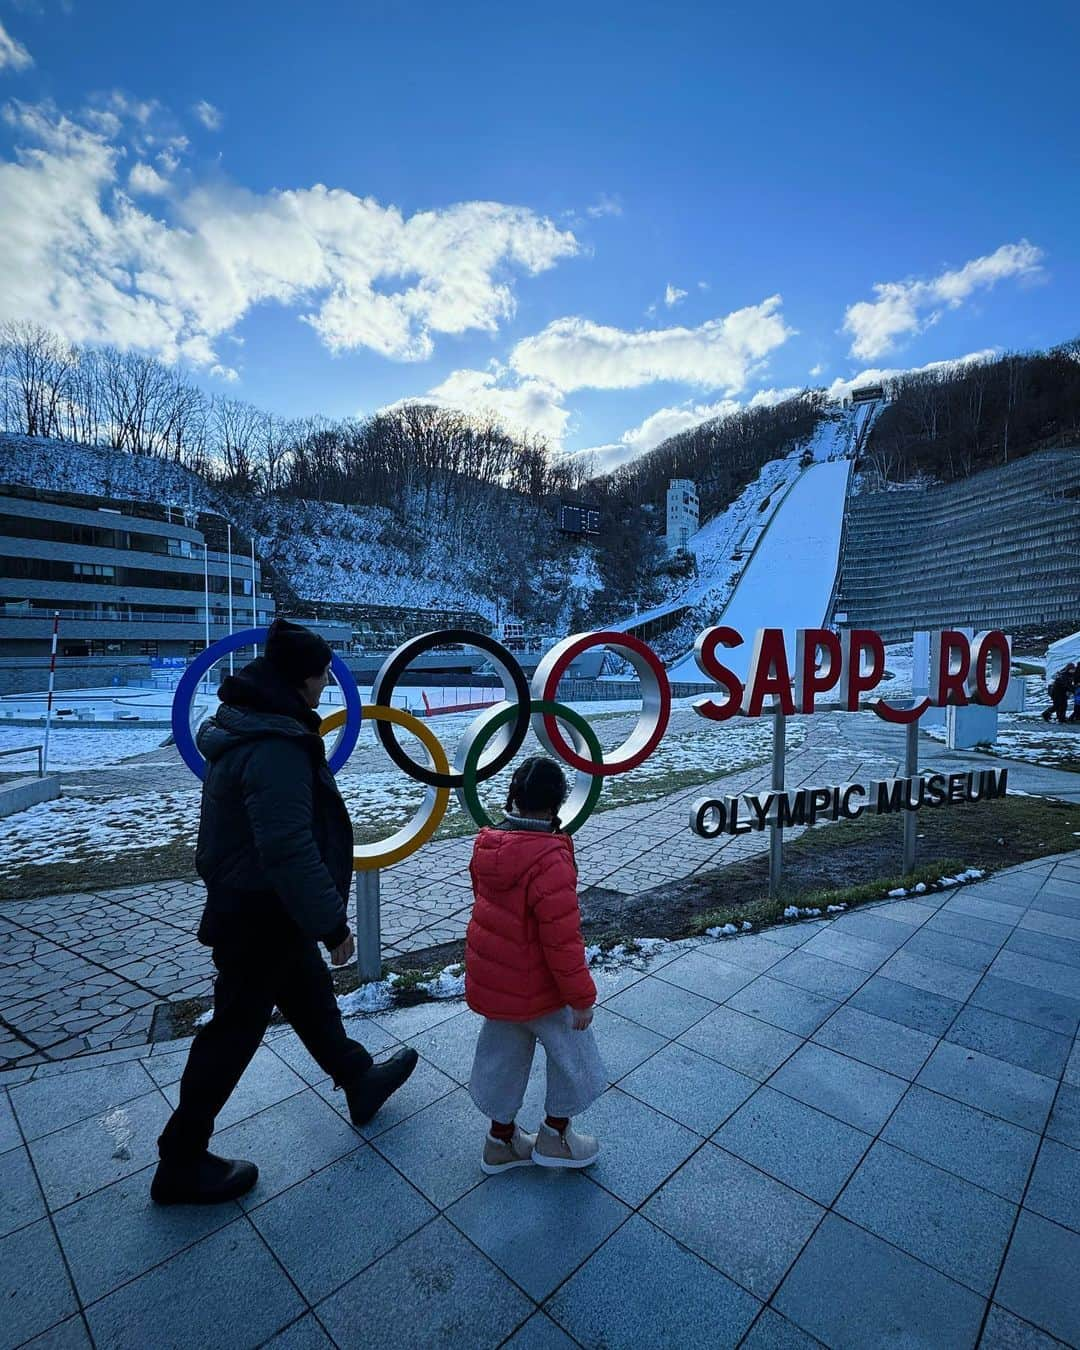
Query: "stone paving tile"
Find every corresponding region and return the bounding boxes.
[28,1087,172,1212]
[768,1042,908,1134]
[0,1142,46,1238]
[216,1092,362,1213]
[774,1213,986,1349]
[1047,1083,1080,1150]
[371,1087,490,1210]
[619,1041,755,1136]
[995,1210,1080,1346]
[881,1084,1040,1203]
[677,1004,803,1081]
[969,973,1080,1039]
[652,949,757,1002]
[52,1164,240,1306]
[847,972,962,1037]
[0,1216,79,1350]
[811,1005,938,1080]
[249,1147,436,1304]
[740,1308,826,1349]
[84,1218,306,1350]
[406,1008,482,1085]
[765,949,870,1001]
[501,1312,578,1349]
[19,1314,94,1349]
[945,1005,1073,1080]
[162,1047,307,1134]
[314,1054,459,1139]
[260,1314,335,1349]
[603,975,716,1038]
[834,1139,1016,1294]
[713,1086,871,1206]
[1023,1138,1080,1234]
[588,1006,667,1081]
[643,1142,823,1300]
[916,1040,1058,1133]
[726,975,839,1038]
[569,1088,701,1209]
[316,1217,532,1350]
[447,1169,629,1302]
[546,1214,760,1350]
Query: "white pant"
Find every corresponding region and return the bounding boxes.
[468,1007,608,1122]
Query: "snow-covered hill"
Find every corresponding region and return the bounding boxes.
[0,434,214,509]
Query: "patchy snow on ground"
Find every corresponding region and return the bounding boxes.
[0,725,167,772]
[0,786,200,872]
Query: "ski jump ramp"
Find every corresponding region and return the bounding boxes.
[668,459,852,684]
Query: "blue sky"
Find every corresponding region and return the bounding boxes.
[0,0,1076,468]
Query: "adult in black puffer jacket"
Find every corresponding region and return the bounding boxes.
[153,619,417,1207]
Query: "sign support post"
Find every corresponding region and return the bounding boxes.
[902,717,919,876]
[768,706,785,899]
[355,870,382,983]
[42,612,59,776]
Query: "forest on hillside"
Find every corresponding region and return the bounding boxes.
[862,342,1080,485]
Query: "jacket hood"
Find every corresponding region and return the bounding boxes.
[196,657,323,764]
[471,825,572,891]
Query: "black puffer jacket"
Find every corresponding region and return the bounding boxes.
[194,658,352,951]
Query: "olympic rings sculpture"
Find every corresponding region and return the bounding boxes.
[173,626,672,869]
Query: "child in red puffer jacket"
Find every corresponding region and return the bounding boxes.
[465,756,607,1175]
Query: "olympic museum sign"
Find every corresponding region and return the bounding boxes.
[172,623,1012,867]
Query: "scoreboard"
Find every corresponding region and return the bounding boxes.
[558,504,602,536]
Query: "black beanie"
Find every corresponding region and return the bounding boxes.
[264,618,333,686]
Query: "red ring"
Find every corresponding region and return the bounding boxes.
[536,630,671,776]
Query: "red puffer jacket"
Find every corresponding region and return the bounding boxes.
[465,826,596,1021]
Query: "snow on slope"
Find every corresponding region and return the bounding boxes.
[669,458,851,682]
[0,434,213,508]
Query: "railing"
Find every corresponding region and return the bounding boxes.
[0,609,271,626]
[0,744,43,776]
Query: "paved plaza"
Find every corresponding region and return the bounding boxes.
[4,714,1080,1070]
[1,853,1079,1348]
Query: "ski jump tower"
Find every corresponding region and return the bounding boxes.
[666,479,699,555]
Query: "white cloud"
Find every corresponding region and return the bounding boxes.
[510,296,793,394]
[585,194,622,219]
[619,399,741,454]
[0,20,33,71]
[192,99,222,131]
[0,100,580,367]
[747,385,803,408]
[664,283,687,308]
[843,241,1044,360]
[401,366,570,446]
[809,362,825,377]
[128,162,168,195]
[825,349,998,401]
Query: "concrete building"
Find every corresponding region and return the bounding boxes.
[666,478,699,555]
[0,484,275,660]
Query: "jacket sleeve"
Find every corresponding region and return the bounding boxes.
[240,738,350,948]
[528,848,596,1010]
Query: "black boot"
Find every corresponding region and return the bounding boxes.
[344,1048,419,1127]
[151,1152,259,1206]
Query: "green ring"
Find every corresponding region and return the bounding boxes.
[460,698,604,835]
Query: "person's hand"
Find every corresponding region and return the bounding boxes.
[571,1005,594,1031]
[330,933,355,967]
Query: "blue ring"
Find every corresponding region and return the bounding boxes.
[172,627,362,781]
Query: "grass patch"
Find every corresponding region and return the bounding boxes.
[687,857,968,937]
[1,839,197,903]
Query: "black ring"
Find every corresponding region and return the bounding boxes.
[371,629,531,788]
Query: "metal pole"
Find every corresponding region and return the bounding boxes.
[768,706,785,899]
[903,716,919,876]
[226,522,235,674]
[355,870,382,983]
[202,542,211,696]
[250,536,258,656]
[42,613,59,775]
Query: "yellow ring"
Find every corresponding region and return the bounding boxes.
[321,704,451,870]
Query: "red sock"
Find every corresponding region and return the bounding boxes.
[490,1119,515,1141]
[545,1115,569,1132]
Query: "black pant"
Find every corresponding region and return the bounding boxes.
[1044,690,1069,723]
[157,940,373,1162]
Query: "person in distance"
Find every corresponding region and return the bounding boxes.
[465,755,607,1174]
[152,618,417,1205]
[1042,662,1076,725]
